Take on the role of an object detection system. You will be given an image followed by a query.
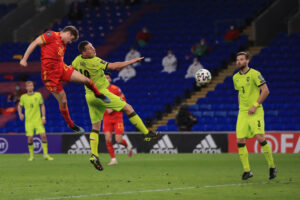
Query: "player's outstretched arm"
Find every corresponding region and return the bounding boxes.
[20,37,43,67]
[17,104,24,121]
[107,57,144,70]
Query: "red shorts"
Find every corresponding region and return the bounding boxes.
[41,62,74,93]
[103,119,124,135]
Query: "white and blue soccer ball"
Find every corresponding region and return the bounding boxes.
[195,69,212,85]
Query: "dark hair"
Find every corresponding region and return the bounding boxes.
[236,51,250,60]
[62,26,79,41]
[78,40,90,53]
[104,71,111,76]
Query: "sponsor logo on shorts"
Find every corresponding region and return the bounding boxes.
[0,138,9,153]
[150,135,178,154]
[68,135,91,154]
[193,134,221,154]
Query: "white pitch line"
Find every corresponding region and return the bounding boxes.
[31,181,294,200]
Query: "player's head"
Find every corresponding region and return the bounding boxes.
[193,57,198,63]
[105,71,112,83]
[167,50,173,56]
[236,51,250,70]
[61,26,79,44]
[78,41,96,58]
[25,81,34,93]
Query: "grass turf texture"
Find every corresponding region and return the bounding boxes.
[0,154,298,200]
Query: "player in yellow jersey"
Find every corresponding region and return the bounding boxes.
[233,52,276,180]
[18,81,53,161]
[72,41,159,171]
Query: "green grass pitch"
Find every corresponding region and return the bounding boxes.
[0,154,299,200]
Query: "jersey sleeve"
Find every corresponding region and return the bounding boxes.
[40,31,55,45]
[254,71,266,87]
[38,93,44,104]
[98,58,109,70]
[19,95,24,106]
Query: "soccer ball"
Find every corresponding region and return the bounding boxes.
[195,69,212,85]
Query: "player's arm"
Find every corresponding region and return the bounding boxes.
[248,83,270,114]
[41,103,46,124]
[107,57,144,70]
[17,103,24,121]
[20,37,43,67]
[257,83,270,104]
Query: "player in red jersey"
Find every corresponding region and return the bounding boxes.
[20,26,110,133]
[103,72,133,165]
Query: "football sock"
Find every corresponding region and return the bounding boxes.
[86,79,101,96]
[28,143,34,157]
[106,141,115,159]
[238,143,250,172]
[42,142,48,155]
[59,105,74,128]
[90,129,99,157]
[128,112,149,134]
[120,139,128,147]
[260,140,275,168]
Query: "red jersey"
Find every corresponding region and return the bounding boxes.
[40,31,66,68]
[104,84,126,120]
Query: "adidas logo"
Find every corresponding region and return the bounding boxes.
[68,135,91,154]
[150,135,178,154]
[113,135,137,154]
[193,134,221,154]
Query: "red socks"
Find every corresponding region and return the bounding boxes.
[59,105,74,128]
[86,79,101,96]
[106,141,115,159]
[121,139,128,147]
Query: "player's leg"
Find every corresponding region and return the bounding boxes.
[86,94,104,171]
[39,131,54,161]
[122,104,159,141]
[25,124,34,161]
[114,122,132,157]
[27,136,34,161]
[51,90,84,133]
[251,110,276,179]
[103,119,118,165]
[69,69,110,103]
[236,112,252,180]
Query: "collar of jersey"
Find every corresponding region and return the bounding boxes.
[239,67,251,75]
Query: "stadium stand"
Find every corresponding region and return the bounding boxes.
[0,0,276,133]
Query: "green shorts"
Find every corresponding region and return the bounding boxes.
[85,88,126,124]
[25,121,45,137]
[236,108,265,139]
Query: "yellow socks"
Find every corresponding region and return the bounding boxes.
[42,142,48,155]
[28,143,34,158]
[128,112,149,134]
[90,129,99,157]
[260,140,275,168]
[238,143,250,172]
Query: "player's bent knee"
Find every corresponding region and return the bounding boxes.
[122,104,134,115]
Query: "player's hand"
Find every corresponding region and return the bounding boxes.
[42,118,46,124]
[248,106,257,115]
[20,59,28,67]
[19,114,24,121]
[131,57,144,64]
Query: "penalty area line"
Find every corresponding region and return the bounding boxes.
[31,180,294,200]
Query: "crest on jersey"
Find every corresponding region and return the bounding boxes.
[258,75,265,84]
[80,61,86,67]
[46,32,52,37]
